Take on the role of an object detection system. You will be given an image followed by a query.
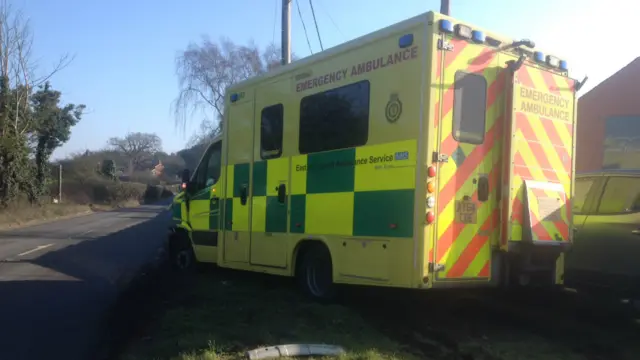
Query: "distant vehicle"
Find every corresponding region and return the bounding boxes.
[564,170,640,298]
[168,10,579,300]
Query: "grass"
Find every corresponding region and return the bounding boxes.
[119,265,640,360]
[121,270,422,360]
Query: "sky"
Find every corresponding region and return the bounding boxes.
[13,0,637,160]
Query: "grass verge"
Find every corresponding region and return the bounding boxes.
[120,269,422,360]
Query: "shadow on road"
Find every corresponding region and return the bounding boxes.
[0,204,171,360]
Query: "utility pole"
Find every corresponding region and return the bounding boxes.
[281,0,291,65]
[440,0,450,15]
[58,163,62,203]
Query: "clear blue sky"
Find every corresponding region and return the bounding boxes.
[15,0,633,160]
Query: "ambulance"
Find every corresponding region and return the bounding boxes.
[169,11,579,300]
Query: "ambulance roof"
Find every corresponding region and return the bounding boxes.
[227,11,570,93]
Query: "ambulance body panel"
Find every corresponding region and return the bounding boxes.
[170,11,578,293]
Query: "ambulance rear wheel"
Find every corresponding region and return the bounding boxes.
[296,243,336,301]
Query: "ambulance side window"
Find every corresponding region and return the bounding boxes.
[452,71,487,145]
[260,104,283,159]
[194,141,222,191]
[298,80,370,154]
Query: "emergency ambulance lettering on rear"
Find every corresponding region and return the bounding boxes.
[516,86,571,121]
[295,46,419,92]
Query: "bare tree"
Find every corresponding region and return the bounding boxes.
[172,37,295,140]
[108,132,163,175]
[0,0,74,137]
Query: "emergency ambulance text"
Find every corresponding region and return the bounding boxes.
[517,87,571,121]
[295,46,419,92]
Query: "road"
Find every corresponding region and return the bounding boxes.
[0,201,172,360]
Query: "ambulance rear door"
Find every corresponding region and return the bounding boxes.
[432,31,503,284]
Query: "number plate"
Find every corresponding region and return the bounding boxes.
[455,200,477,224]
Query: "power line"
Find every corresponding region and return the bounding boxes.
[308,0,323,51]
[315,0,344,40]
[295,0,314,54]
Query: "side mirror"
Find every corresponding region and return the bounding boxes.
[181,169,190,191]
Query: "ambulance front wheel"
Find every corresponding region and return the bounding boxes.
[169,229,196,273]
[296,242,336,301]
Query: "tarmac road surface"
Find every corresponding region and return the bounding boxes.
[0,200,172,360]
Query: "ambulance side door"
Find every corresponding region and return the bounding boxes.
[187,141,222,262]
[250,82,289,268]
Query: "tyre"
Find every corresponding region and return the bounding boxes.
[169,231,196,273]
[296,243,336,301]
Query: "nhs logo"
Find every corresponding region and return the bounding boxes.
[394,151,409,161]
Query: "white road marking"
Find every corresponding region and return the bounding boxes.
[17,243,54,257]
[68,230,93,240]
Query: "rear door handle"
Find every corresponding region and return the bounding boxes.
[632,229,640,235]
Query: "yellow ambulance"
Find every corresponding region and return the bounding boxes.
[169,10,579,300]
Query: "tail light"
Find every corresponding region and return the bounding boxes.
[428,165,437,177]
[426,211,435,224]
[426,196,435,208]
[426,165,437,224]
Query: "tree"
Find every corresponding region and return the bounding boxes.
[173,38,296,144]
[108,132,162,175]
[0,2,75,205]
[100,159,117,180]
[30,82,85,200]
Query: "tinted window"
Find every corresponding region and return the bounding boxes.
[603,116,640,170]
[597,176,640,214]
[452,71,487,144]
[573,178,595,214]
[195,141,222,191]
[299,80,370,154]
[261,104,283,159]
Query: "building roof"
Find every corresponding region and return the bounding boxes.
[579,57,640,100]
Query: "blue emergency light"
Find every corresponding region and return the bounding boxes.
[559,60,568,71]
[398,34,414,48]
[534,51,545,63]
[439,19,453,33]
[471,30,485,43]
[230,93,239,102]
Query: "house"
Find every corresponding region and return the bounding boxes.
[576,57,640,172]
[151,160,164,177]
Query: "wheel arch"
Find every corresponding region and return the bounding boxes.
[291,237,333,276]
[168,222,193,250]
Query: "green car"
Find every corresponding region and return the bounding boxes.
[565,170,640,299]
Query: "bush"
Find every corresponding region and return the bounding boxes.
[142,184,174,204]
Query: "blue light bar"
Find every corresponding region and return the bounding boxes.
[534,51,544,63]
[230,93,239,102]
[471,30,485,43]
[439,19,453,33]
[559,60,568,71]
[399,34,414,48]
